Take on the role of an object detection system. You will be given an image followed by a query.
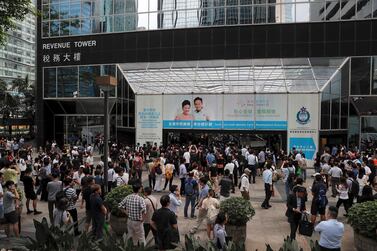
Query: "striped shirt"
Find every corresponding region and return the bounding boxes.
[64,187,77,211]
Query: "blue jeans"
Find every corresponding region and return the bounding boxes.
[184,195,196,217]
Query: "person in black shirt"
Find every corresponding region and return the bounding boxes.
[90,184,107,239]
[310,174,327,224]
[22,168,42,215]
[81,177,94,232]
[219,169,233,200]
[151,195,179,250]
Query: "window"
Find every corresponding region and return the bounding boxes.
[351,57,371,95]
[57,67,78,97]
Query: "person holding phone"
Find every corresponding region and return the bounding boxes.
[3,180,20,237]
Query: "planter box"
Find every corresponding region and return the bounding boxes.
[354,231,377,251]
[109,214,127,236]
[225,224,246,244]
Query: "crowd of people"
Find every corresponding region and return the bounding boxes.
[0,137,376,250]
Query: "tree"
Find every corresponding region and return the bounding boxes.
[0,0,34,45]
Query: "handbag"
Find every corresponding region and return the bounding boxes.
[298,213,314,237]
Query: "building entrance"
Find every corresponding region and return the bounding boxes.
[164,130,286,153]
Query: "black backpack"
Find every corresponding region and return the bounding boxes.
[348,178,359,197]
[56,188,68,202]
[155,165,162,175]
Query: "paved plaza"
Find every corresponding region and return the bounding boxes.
[4,166,355,251]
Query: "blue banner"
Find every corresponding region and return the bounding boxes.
[163,120,192,129]
[255,121,287,130]
[223,121,254,129]
[289,137,316,159]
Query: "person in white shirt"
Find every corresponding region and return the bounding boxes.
[114,168,129,187]
[314,206,344,251]
[240,168,251,200]
[72,167,85,197]
[261,164,273,209]
[107,165,115,192]
[247,150,258,184]
[183,149,190,167]
[328,163,343,197]
[335,177,349,215]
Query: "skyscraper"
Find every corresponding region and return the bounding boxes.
[0,14,36,86]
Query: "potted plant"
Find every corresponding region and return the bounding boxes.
[104,185,133,236]
[348,200,377,251]
[219,197,255,244]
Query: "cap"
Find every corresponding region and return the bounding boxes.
[313,172,321,177]
[244,168,251,174]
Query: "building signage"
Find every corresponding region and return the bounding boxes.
[287,94,319,161]
[136,95,163,146]
[41,40,97,64]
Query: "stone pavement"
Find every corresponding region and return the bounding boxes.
[3,168,355,251]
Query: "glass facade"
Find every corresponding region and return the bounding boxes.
[0,14,36,84]
[43,64,116,98]
[41,0,377,37]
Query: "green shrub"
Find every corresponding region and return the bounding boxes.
[220,197,255,226]
[104,185,133,217]
[348,200,377,239]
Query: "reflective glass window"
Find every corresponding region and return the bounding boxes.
[309,1,325,21]
[82,1,92,17]
[227,7,239,24]
[125,14,137,31]
[325,0,340,21]
[42,4,50,20]
[60,20,70,35]
[361,117,377,133]
[331,94,340,129]
[321,85,331,129]
[351,57,371,95]
[356,0,372,19]
[240,6,253,24]
[79,66,101,97]
[372,57,377,94]
[50,4,59,20]
[103,16,114,32]
[69,19,81,35]
[42,22,50,37]
[69,2,81,18]
[281,4,295,22]
[91,18,102,33]
[138,0,149,12]
[81,18,91,34]
[126,0,138,12]
[44,68,57,98]
[267,4,276,23]
[296,3,309,22]
[114,15,125,31]
[254,5,267,23]
[340,0,356,19]
[57,67,78,97]
[50,21,60,37]
[114,0,125,14]
[138,13,149,29]
[59,3,69,19]
[149,12,158,29]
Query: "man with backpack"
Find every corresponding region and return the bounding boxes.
[311,173,328,224]
[184,172,198,219]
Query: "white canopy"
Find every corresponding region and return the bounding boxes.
[118,57,346,95]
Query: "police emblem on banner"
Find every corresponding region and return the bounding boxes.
[296,107,310,125]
